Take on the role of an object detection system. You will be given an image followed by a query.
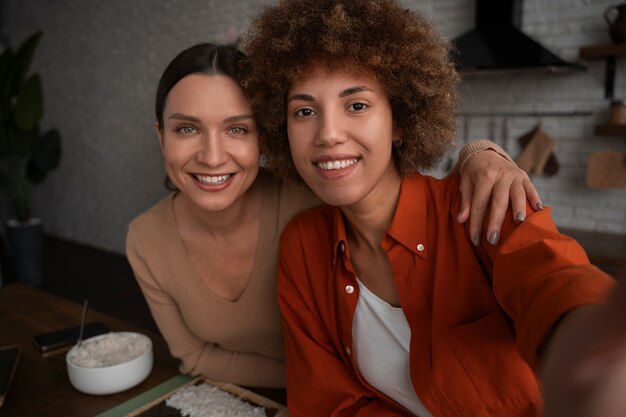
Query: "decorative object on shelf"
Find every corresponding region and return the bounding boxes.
[578,42,626,99]
[578,43,626,131]
[515,125,558,176]
[0,31,63,287]
[605,2,626,43]
[610,99,626,125]
[516,124,559,176]
[586,149,626,189]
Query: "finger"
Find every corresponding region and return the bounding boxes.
[510,177,528,223]
[485,178,512,245]
[469,180,493,245]
[523,177,544,211]
[457,175,473,223]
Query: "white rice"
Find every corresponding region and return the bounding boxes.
[166,383,267,417]
[69,332,149,368]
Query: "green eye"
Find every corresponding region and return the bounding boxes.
[229,127,248,135]
[177,126,198,135]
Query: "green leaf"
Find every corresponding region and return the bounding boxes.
[14,74,43,131]
[9,31,42,98]
[0,48,15,122]
[31,129,61,172]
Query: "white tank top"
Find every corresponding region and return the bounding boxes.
[352,278,433,417]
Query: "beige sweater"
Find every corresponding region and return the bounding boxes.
[125,141,506,389]
[126,169,319,388]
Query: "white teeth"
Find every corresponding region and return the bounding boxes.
[316,159,357,170]
[195,174,231,185]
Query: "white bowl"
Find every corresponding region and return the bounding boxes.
[66,331,153,395]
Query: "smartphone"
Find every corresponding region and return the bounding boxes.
[32,322,110,352]
[0,345,20,407]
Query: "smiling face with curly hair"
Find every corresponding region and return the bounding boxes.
[241,0,459,184]
[286,65,401,208]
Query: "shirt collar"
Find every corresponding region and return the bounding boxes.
[330,174,428,264]
[387,174,428,258]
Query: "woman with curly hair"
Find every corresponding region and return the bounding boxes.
[242,0,622,415]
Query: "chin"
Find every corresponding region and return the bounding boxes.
[309,186,359,208]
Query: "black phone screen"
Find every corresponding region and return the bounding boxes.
[32,322,110,352]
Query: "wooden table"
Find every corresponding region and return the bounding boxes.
[0,283,180,416]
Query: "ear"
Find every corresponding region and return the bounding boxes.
[392,126,403,142]
[155,122,165,153]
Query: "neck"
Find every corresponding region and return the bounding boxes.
[342,173,402,252]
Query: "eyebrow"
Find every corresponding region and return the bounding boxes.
[288,85,374,103]
[168,113,254,124]
[168,113,202,123]
[339,86,374,97]
[224,114,255,123]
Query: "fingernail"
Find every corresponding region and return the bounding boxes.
[456,213,463,223]
[488,232,499,245]
[515,212,525,223]
[472,234,480,246]
[536,202,544,210]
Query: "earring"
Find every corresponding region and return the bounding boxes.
[393,137,403,148]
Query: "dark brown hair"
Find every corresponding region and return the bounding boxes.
[241,0,459,181]
[155,43,244,129]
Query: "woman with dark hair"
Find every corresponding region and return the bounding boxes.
[242,0,621,415]
[126,42,541,389]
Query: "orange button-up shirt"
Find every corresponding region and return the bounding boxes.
[277,174,614,417]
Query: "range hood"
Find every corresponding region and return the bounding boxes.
[452,0,585,74]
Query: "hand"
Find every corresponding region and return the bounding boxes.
[457,149,542,245]
[541,281,626,417]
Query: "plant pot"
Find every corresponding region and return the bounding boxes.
[5,218,44,287]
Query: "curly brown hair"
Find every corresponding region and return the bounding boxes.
[241,0,459,181]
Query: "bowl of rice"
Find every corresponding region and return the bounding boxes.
[66,331,153,395]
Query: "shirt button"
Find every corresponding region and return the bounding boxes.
[345,285,354,294]
[345,346,352,355]
[339,242,346,253]
[416,243,425,251]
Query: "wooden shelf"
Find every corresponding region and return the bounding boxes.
[579,43,626,59]
[595,123,626,136]
[579,43,626,99]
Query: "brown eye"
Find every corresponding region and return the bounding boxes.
[295,108,315,117]
[348,102,368,112]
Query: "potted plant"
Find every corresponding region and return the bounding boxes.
[0,31,62,286]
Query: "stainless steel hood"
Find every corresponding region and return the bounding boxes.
[452,0,585,74]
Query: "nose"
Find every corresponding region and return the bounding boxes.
[315,111,346,147]
[196,130,228,166]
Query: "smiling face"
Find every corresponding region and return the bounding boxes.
[286,66,400,209]
[157,74,260,213]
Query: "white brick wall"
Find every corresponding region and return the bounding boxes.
[2,0,625,254]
